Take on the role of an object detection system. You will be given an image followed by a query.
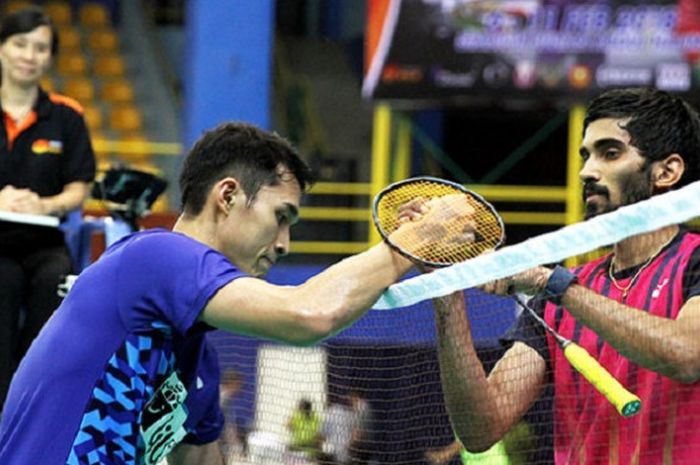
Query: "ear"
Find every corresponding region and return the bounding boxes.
[652,154,685,190]
[214,177,240,214]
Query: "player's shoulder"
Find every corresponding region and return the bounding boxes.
[47,92,85,115]
[121,229,211,256]
[681,228,700,243]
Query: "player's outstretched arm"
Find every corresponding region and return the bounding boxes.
[432,291,546,452]
[201,241,411,345]
[487,266,700,383]
[200,195,475,345]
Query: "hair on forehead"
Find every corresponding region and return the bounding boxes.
[179,122,314,215]
[0,6,58,56]
[583,87,700,188]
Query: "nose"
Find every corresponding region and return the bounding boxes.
[274,226,290,257]
[578,156,600,184]
[20,45,37,61]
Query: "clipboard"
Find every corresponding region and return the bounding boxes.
[0,210,59,228]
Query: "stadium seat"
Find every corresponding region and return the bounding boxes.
[115,133,151,163]
[82,104,104,132]
[44,1,73,26]
[109,105,143,134]
[86,29,119,54]
[40,76,55,92]
[3,1,31,15]
[93,55,126,78]
[100,79,135,104]
[62,77,95,103]
[78,3,111,28]
[57,26,82,52]
[55,52,89,76]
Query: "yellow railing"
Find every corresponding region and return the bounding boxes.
[92,101,585,257]
[295,180,571,254]
[90,140,577,255]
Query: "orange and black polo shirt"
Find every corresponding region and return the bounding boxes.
[0,87,96,199]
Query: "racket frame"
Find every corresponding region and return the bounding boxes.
[372,176,505,267]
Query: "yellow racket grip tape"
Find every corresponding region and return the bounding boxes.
[563,343,641,417]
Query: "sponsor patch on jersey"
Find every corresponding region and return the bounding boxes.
[31,139,63,155]
[141,371,189,465]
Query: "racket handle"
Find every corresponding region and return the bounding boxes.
[563,342,641,417]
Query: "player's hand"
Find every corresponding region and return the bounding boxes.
[481,266,552,296]
[11,190,43,214]
[390,194,476,254]
[0,186,41,213]
[396,196,429,224]
[424,447,455,465]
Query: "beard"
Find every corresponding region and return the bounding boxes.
[583,166,653,220]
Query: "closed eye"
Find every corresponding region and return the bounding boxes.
[603,149,620,160]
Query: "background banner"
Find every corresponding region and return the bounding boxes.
[363,0,700,102]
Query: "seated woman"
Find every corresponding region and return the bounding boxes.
[0,6,95,411]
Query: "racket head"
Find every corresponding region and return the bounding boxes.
[372,176,505,267]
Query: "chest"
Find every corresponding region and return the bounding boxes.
[0,117,68,190]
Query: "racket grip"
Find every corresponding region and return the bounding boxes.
[563,343,641,417]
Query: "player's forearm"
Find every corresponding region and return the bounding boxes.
[432,293,507,451]
[40,181,92,216]
[294,242,413,342]
[563,286,700,382]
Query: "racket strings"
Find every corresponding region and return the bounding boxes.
[375,179,504,265]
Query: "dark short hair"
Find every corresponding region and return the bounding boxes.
[584,87,700,188]
[0,6,59,56]
[179,122,315,215]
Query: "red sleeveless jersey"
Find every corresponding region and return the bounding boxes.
[544,231,700,465]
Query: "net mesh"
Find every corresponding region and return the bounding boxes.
[208,182,700,465]
[375,178,504,266]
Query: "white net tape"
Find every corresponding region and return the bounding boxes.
[373,180,700,310]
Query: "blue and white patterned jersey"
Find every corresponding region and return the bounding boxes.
[0,229,246,464]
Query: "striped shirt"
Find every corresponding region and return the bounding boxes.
[508,229,700,465]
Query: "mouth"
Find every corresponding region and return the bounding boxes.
[583,185,608,203]
[584,192,602,202]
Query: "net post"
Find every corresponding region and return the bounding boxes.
[393,113,412,182]
[370,104,392,246]
[565,104,585,268]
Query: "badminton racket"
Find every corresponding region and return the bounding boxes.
[372,176,504,267]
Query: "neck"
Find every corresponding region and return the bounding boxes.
[172,212,219,251]
[612,224,679,271]
[1,82,38,120]
[1,81,38,107]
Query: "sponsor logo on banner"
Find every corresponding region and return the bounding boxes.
[381,64,423,83]
[539,63,564,88]
[596,66,652,87]
[514,60,537,89]
[432,66,478,88]
[656,63,690,92]
[482,61,511,87]
[568,64,592,89]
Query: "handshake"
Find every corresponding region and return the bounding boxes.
[386,194,492,266]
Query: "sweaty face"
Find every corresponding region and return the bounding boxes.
[579,118,654,220]
[222,174,301,277]
[0,25,53,87]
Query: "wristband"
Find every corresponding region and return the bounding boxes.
[544,265,577,305]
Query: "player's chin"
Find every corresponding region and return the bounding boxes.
[254,257,274,276]
[583,200,605,220]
